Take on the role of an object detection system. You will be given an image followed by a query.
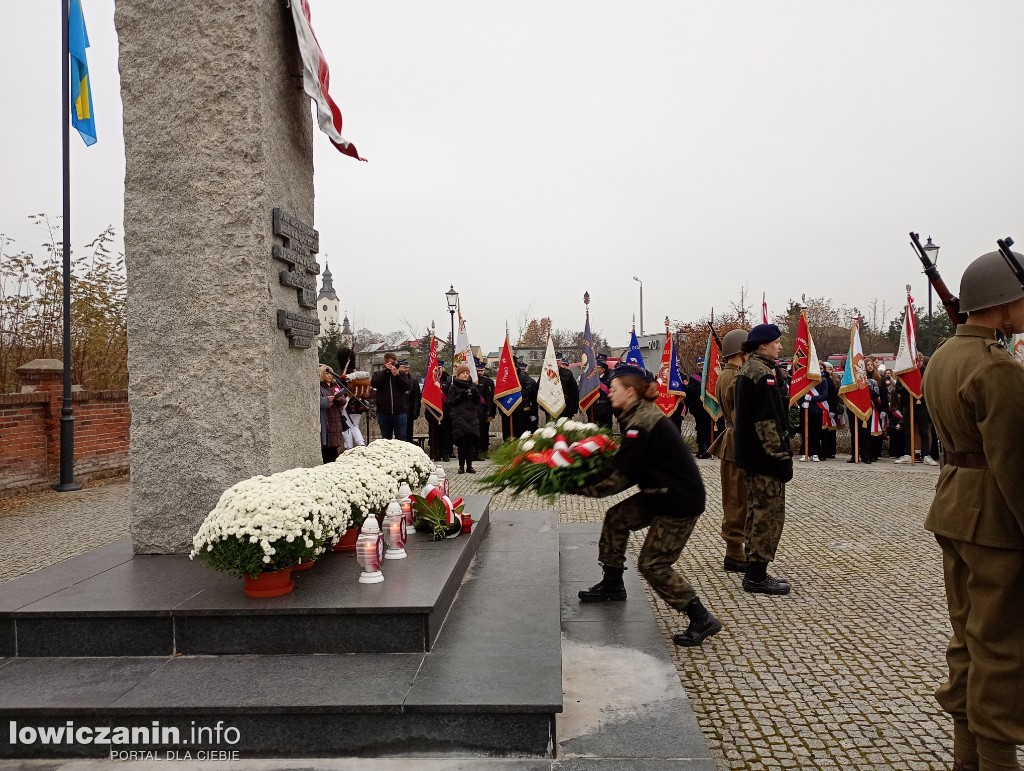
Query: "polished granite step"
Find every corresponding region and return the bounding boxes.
[0,496,491,657]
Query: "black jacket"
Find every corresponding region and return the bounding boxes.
[407,377,422,420]
[734,353,793,481]
[372,368,412,413]
[446,378,481,443]
[559,367,580,419]
[476,374,496,419]
[582,400,705,517]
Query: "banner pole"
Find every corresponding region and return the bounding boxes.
[803,406,810,461]
[855,419,860,464]
[910,400,916,465]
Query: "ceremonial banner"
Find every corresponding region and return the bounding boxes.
[625,326,645,368]
[839,318,872,422]
[453,314,478,383]
[762,293,769,325]
[788,311,822,406]
[493,335,523,416]
[701,333,723,420]
[1013,334,1024,367]
[578,314,601,411]
[421,335,444,420]
[537,335,565,418]
[655,329,686,417]
[290,0,365,161]
[69,0,96,146]
[893,293,923,399]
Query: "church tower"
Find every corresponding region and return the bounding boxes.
[317,261,340,336]
[340,312,354,349]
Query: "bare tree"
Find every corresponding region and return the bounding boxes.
[730,284,753,327]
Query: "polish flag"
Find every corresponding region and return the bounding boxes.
[893,293,923,399]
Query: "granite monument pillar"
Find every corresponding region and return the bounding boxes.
[115,0,322,552]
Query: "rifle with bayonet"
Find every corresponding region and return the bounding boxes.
[995,237,1024,295]
[706,321,722,348]
[909,232,968,326]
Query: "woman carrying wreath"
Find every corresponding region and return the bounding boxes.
[573,363,721,647]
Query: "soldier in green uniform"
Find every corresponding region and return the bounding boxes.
[733,324,793,596]
[574,363,721,647]
[923,250,1024,771]
[709,328,750,573]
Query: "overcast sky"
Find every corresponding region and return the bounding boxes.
[3,1,1023,353]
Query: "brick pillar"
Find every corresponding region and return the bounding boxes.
[16,359,75,479]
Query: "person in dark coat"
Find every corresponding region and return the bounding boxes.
[574,363,721,648]
[319,365,347,463]
[475,359,496,458]
[587,354,614,429]
[447,365,481,473]
[685,370,712,458]
[371,352,412,440]
[557,353,580,420]
[798,361,830,462]
[401,359,421,443]
[513,358,539,437]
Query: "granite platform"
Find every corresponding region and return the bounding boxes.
[0,496,491,657]
[0,507,564,759]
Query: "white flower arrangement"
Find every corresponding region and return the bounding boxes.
[190,439,433,578]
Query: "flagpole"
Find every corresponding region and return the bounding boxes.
[803,407,809,461]
[854,419,860,464]
[56,0,80,492]
[909,401,916,465]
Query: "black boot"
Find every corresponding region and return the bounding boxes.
[673,598,723,647]
[578,565,627,602]
[742,561,791,595]
[466,464,476,474]
[723,556,747,573]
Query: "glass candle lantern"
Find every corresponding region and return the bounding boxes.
[435,466,448,497]
[355,517,385,584]
[384,501,408,559]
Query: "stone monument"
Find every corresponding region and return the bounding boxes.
[115,0,321,552]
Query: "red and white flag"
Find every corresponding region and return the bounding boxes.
[789,311,822,406]
[290,0,365,161]
[893,292,923,399]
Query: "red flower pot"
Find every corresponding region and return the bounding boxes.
[332,528,358,552]
[292,558,316,572]
[243,567,294,598]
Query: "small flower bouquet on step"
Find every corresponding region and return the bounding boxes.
[480,418,617,501]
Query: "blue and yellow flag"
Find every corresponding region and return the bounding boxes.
[69,0,97,146]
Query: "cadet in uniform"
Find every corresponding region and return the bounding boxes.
[475,359,496,458]
[574,363,721,647]
[733,324,793,596]
[587,354,614,429]
[923,250,1024,771]
[708,329,749,573]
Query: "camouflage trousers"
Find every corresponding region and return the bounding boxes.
[598,494,699,611]
[743,472,786,563]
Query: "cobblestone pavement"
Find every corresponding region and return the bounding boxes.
[2,461,1021,769]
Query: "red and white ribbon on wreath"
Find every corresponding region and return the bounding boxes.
[523,434,615,468]
[425,487,463,524]
[569,434,613,458]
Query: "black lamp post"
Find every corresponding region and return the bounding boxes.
[923,236,940,354]
[445,285,459,356]
[632,276,644,336]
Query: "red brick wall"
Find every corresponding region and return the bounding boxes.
[0,389,130,494]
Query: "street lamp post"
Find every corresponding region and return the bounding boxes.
[922,237,940,354]
[632,276,644,336]
[445,285,459,358]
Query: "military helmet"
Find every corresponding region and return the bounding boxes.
[960,250,1024,313]
[721,329,748,359]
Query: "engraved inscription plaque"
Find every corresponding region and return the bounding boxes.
[272,207,320,310]
[277,309,321,349]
